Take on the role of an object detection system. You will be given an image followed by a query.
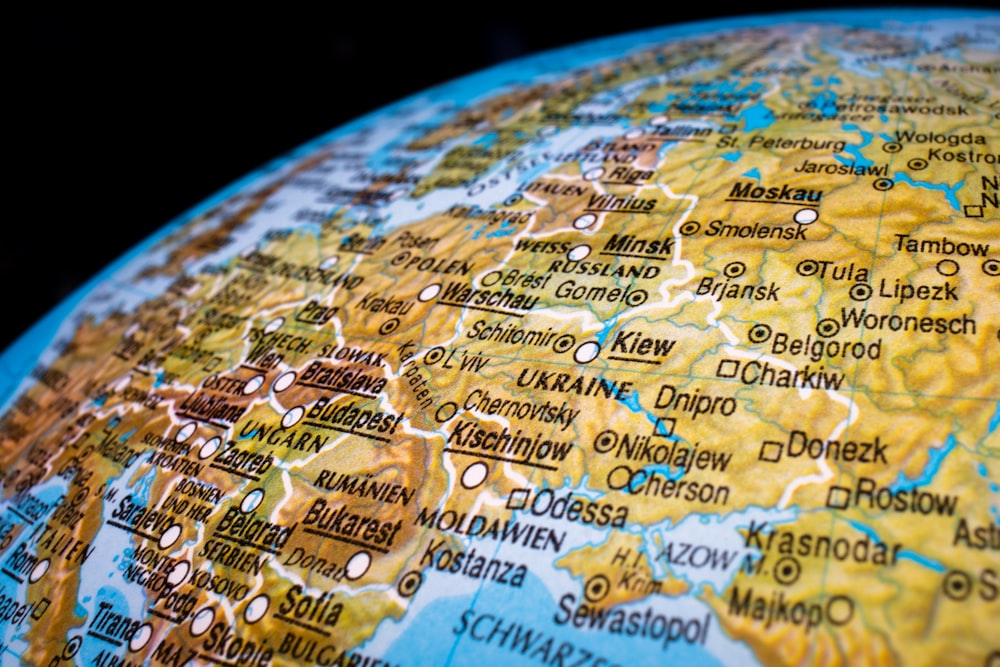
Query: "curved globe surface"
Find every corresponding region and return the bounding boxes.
[1,9,998,666]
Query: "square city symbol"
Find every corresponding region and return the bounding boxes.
[826,486,851,510]
[759,441,783,463]
[963,205,984,218]
[32,597,51,620]
[507,488,531,510]
[653,417,676,438]
[716,359,740,378]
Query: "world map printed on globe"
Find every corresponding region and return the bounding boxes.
[1,8,999,667]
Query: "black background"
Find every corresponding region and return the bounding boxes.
[11,5,995,352]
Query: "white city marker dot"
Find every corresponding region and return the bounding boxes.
[650,115,670,125]
[418,283,442,302]
[167,560,190,587]
[244,595,269,624]
[274,371,296,392]
[461,462,489,489]
[198,437,221,460]
[129,624,153,652]
[175,422,196,443]
[282,406,305,428]
[583,168,605,181]
[319,256,339,270]
[263,317,285,334]
[345,551,371,580]
[191,607,215,636]
[159,524,182,549]
[568,245,591,262]
[243,375,264,395]
[28,559,49,583]
[574,342,601,364]
[573,214,597,230]
[241,489,265,513]
[794,208,818,224]
[624,128,645,140]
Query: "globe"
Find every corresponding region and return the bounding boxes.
[2,9,998,666]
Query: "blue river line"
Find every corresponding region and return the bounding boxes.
[892,171,963,211]
[892,434,956,491]
[848,520,944,572]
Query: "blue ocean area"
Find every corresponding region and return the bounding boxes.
[0,478,65,537]
[0,478,67,644]
[892,172,964,211]
[378,571,723,666]
[0,577,34,659]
